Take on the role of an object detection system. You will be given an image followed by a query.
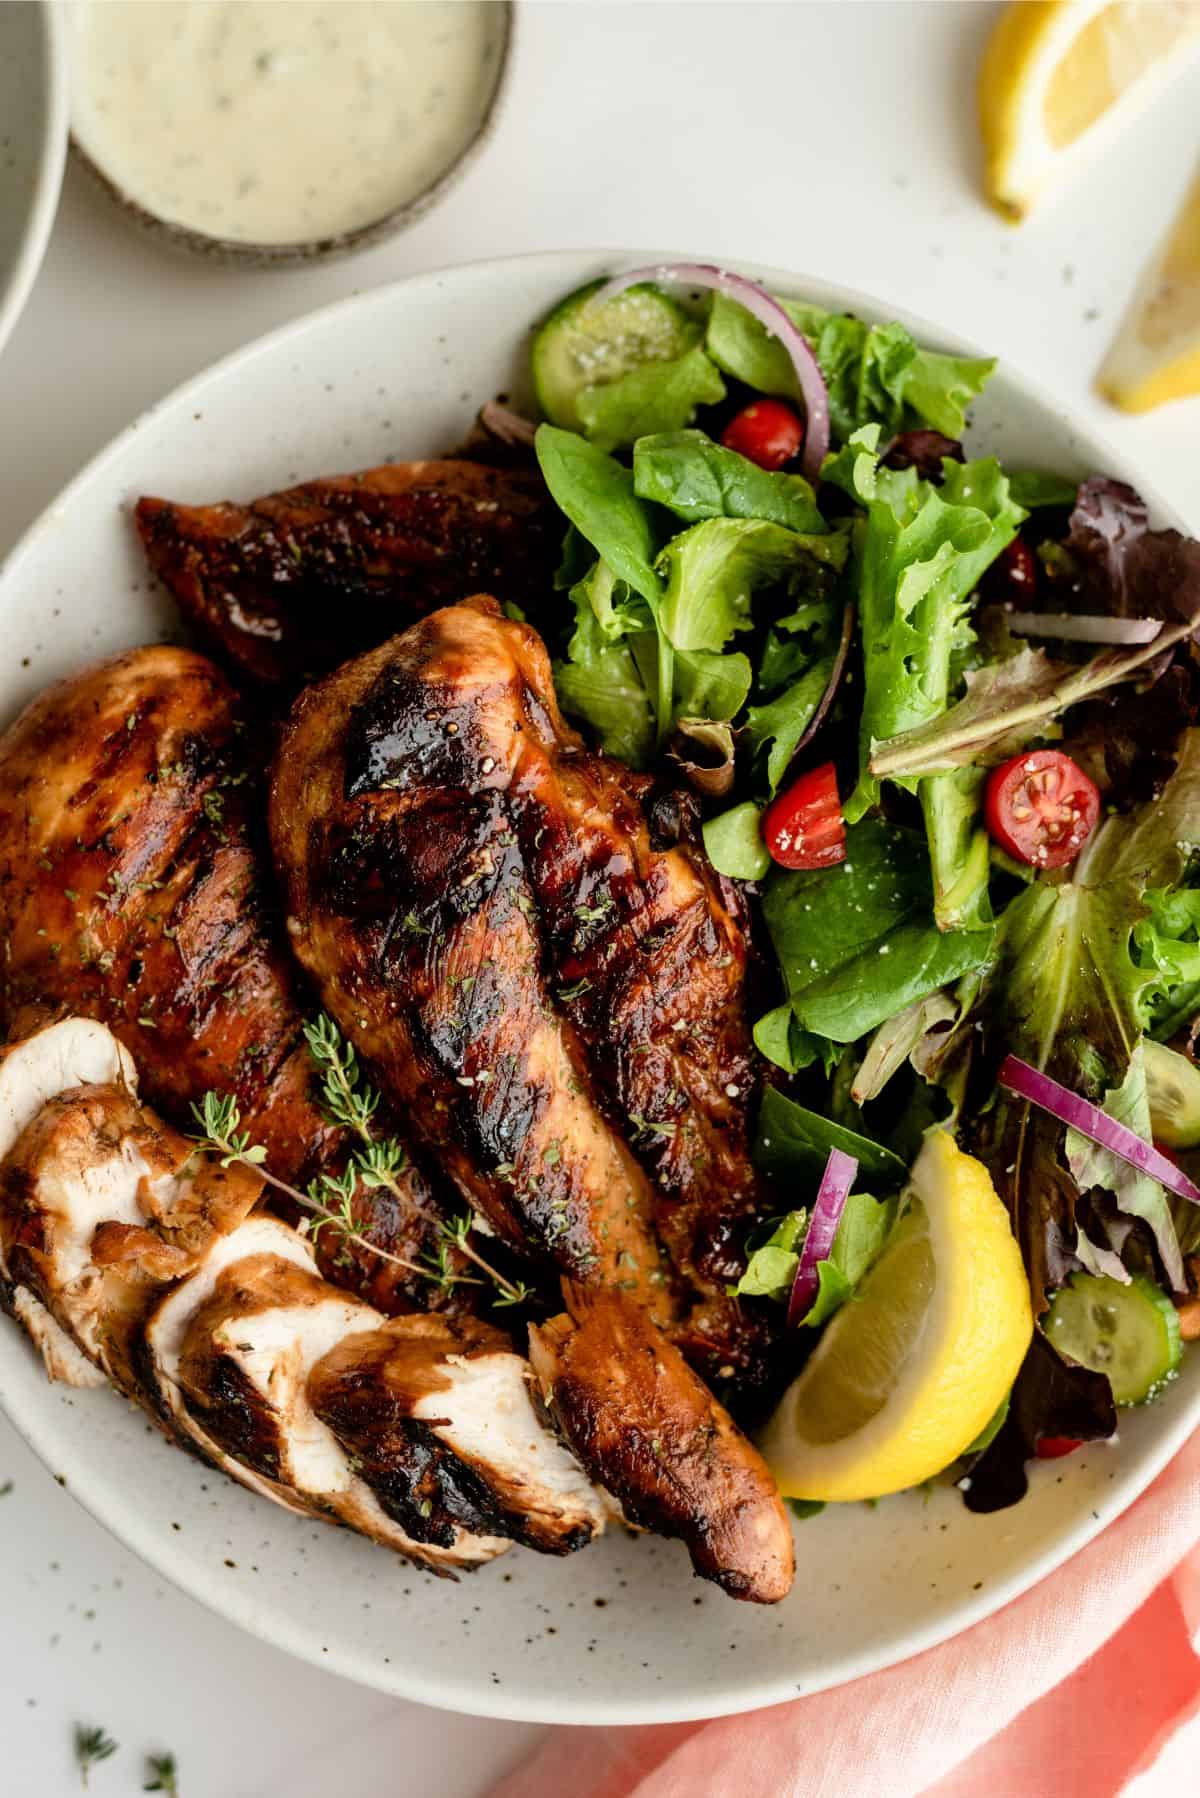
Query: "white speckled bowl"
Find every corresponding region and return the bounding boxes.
[0,251,1196,1724]
[0,1,68,354]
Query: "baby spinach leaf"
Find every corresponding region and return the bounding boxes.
[761,818,994,1045]
[535,425,664,605]
[754,1085,908,1186]
[633,430,825,532]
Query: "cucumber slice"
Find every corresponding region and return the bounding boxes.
[1044,1273,1182,1405]
[1144,1038,1200,1149]
[531,280,699,431]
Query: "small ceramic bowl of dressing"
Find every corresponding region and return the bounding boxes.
[68,0,512,267]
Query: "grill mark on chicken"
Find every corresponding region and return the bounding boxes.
[0,647,464,1315]
[0,1026,606,1573]
[529,1286,793,1604]
[311,1315,605,1555]
[135,460,560,688]
[274,597,778,1407]
[273,632,676,1319]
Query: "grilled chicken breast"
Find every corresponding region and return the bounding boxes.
[530,1286,793,1603]
[269,599,793,1601]
[0,646,458,1314]
[271,596,777,1402]
[136,460,559,688]
[0,1021,605,1574]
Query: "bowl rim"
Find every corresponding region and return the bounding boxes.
[66,0,514,269]
[0,0,69,354]
[0,247,1197,1725]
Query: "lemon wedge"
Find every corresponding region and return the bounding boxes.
[760,1131,1032,1503]
[979,1,1200,220]
[1098,165,1200,410]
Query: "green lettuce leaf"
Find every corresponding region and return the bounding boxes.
[733,1210,806,1299]
[706,292,995,440]
[732,1191,897,1327]
[826,429,1024,819]
[871,631,1200,781]
[552,561,657,765]
[1007,470,1079,510]
[633,430,825,531]
[968,732,1200,1303]
[752,1002,833,1076]
[920,766,991,932]
[796,1191,899,1328]
[745,657,835,792]
[656,515,845,654]
[578,345,726,452]
[1134,884,1200,1039]
[1064,1044,1181,1287]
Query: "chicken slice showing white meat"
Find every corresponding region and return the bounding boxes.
[310,1314,610,1555]
[168,1239,509,1572]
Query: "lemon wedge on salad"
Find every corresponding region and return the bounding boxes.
[1098,165,1200,410]
[760,1131,1032,1503]
[979,1,1200,221]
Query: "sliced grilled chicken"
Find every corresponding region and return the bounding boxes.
[0,1017,140,1380]
[0,1025,605,1574]
[529,1286,793,1604]
[0,1082,259,1398]
[310,1314,608,1555]
[0,646,460,1314]
[135,460,559,688]
[10,1286,107,1389]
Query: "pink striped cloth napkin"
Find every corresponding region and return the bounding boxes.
[494,1429,1200,1798]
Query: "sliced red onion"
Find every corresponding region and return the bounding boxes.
[590,263,830,482]
[786,603,856,778]
[998,1055,1200,1206]
[1006,610,1162,647]
[479,397,537,447]
[787,1148,858,1326]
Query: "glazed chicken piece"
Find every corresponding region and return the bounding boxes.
[136,459,559,689]
[310,1313,605,1556]
[269,599,793,1601]
[0,1077,259,1401]
[0,1020,606,1574]
[530,1286,793,1604]
[271,596,777,1406]
[0,646,457,1314]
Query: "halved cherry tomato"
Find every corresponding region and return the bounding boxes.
[721,399,804,471]
[984,749,1100,871]
[1035,1436,1083,1459]
[763,761,846,870]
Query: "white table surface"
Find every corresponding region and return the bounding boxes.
[1,4,1197,1794]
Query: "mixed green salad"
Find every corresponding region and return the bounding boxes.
[521,263,1200,1511]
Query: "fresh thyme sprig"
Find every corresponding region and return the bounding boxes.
[189,1014,534,1311]
[144,1752,180,1794]
[302,1013,533,1309]
[188,1091,427,1284]
[75,1725,117,1787]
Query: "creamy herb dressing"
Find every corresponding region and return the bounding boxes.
[72,1,504,245]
